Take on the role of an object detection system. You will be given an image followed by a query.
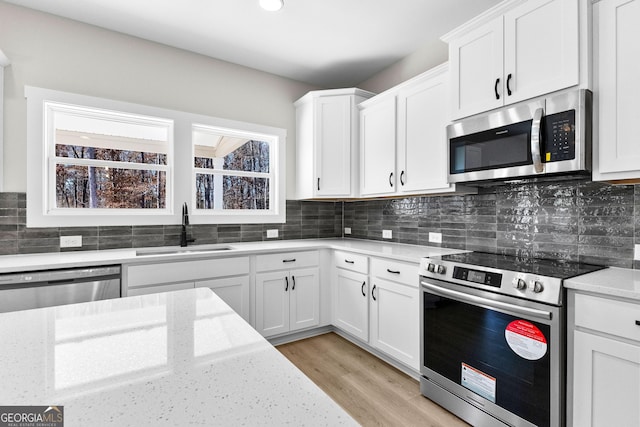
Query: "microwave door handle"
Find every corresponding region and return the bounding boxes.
[531,107,544,173]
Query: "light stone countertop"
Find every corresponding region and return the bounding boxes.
[564,267,640,301]
[0,287,358,426]
[0,238,467,274]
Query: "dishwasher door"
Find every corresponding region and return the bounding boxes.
[0,265,121,313]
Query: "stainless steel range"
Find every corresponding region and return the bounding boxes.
[419,252,605,427]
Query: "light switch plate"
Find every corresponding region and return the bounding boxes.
[382,229,392,239]
[266,229,279,239]
[635,244,640,260]
[60,235,82,248]
[429,232,442,244]
[344,227,352,235]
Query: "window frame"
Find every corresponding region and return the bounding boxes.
[26,87,286,227]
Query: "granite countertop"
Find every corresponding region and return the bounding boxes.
[0,238,466,274]
[0,287,357,426]
[565,267,640,302]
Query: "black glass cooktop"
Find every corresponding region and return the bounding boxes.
[440,252,606,280]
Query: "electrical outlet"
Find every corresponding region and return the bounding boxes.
[635,244,640,260]
[344,227,352,235]
[60,235,82,248]
[266,229,279,239]
[382,229,392,239]
[429,232,442,244]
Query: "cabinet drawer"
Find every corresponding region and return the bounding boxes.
[334,251,368,274]
[575,293,640,342]
[371,258,419,287]
[127,256,250,288]
[255,251,319,272]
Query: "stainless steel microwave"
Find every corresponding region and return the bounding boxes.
[447,89,592,184]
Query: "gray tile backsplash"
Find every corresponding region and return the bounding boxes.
[1,180,639,269]
[344,180,640,269]
[0,195,342,255]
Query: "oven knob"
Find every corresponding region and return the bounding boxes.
[437,265,446,275]
[427,263,436,273]
[513,278,527,290]
[531,281,544,293]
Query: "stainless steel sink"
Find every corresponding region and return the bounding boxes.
[135,246,233,256]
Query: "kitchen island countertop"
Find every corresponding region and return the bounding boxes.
[0,287,357,426]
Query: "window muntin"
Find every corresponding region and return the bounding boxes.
[47,101,172,213]
[192,125,275,213]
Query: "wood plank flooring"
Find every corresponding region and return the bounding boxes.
[277,332,470,427]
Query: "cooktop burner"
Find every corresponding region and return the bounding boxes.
[439,252,606,280]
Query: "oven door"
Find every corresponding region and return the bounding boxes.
[420,277,564,427]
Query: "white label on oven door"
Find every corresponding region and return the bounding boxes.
[461,363,496,403]
[505,319,548,360]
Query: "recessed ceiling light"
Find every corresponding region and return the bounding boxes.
[259,0,283,12]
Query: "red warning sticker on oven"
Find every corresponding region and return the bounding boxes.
[505,320,547,360]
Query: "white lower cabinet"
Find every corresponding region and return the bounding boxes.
[370,258,420,370]
[333,251,420,371]
[195,276,250,323]
[255,268,320,338]
[334,268,369,341]
[370,278,419,370]
[569,291,640,426]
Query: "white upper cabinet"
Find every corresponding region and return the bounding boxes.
[446,0,580,119]
[295,88,374,199]
[396,68,451,194]
[359,93,397,197]
[359,64,472,198]
[592,0,640,182]
[0,50,9,192]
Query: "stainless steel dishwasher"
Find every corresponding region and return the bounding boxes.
[0,265,121,313]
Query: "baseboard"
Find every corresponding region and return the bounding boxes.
[267,325,333,346]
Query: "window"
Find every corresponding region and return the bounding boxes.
[26,87,286,227]
[193,125,275,215]
[49,102,172,212]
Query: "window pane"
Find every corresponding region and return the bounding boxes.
[193,131,270,173]
[56,144,167,165]
[195,174,269,210]
[56,164,166,209]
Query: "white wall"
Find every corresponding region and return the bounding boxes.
[0,2,317,198]
[357,40,448,94]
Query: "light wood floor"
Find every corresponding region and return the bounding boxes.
[277,332,470,427]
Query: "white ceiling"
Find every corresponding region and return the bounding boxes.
[5,0,502,88]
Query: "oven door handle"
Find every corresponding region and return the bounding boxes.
[422,282,552,321]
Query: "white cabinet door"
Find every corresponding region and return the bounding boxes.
[594,0,640,180]
[334,268,369,342]
[255,271,289,337]
[449,17,504,119]
[504,0,579,104]
[127,282,194,297]
[573,330,640,427]
[370,278,420,370]
[315,96,352,196]
[195,276,250,323]
[289,267,320,332]
[397,70,452,194]
[360,95,397,197]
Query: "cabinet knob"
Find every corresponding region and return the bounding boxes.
[361,281,366,297]
[389,172,394,187]
[506,73,513,96]
[494,78,500,100]
[400,170,405,186]
[285,276,289,291]
[372,284,377,301]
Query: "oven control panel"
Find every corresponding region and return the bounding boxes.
[419,258,563,306]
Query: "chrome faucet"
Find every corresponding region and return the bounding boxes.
[180,202,195,247]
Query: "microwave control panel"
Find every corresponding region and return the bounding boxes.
[542,110,575,163]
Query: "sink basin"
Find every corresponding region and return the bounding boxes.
[135,246,233,256]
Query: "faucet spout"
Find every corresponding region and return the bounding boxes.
[180,203,195,247]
